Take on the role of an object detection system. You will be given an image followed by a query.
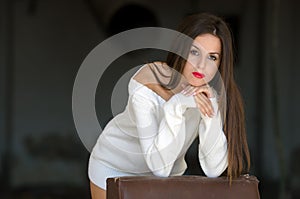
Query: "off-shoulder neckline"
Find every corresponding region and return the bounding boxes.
[130,78,167,102]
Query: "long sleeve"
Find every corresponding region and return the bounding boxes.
[129,90,196,177]
[198,97,228,177]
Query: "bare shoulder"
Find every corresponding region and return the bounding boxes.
[133,61,170,85]
[132,63,154,84]
[132,62,173,101]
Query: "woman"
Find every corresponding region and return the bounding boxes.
[89,13,250,199]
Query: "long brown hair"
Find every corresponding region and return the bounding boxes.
[163,13,251,180]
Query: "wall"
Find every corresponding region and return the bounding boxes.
[261,0,300,197]
[3,0,102,187]
[0,0,6,180]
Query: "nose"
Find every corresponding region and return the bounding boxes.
[196,57,206,69]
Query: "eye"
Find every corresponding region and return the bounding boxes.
[208,55,218,61]
[190,49,200,56]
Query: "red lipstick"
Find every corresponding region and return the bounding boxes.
[192,72,205,79]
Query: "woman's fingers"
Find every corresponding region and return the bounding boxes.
[181,84,214,98]
[181,84,196,96]
[194,93,214,117]
[195,85,214,98]
[180,84,215,117]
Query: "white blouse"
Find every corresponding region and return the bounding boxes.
[90,67,228,178]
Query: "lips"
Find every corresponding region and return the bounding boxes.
[192,72,205,79]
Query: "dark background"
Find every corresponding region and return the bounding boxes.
[0,0,299,198]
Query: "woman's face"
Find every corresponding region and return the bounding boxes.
[182,33,221,87]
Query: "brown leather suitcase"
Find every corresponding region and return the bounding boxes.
[107,174,260,199]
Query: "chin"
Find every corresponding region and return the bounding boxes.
[189,81,205,87]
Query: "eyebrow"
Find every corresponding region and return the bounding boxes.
[191,44,220,56]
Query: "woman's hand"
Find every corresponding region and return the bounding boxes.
[181,84,215,117]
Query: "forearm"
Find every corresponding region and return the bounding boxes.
[133,93,196,176]
[198,97,228,177]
